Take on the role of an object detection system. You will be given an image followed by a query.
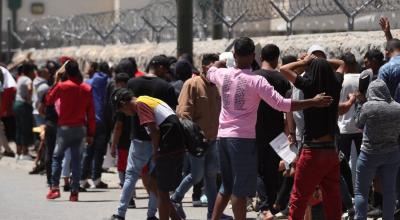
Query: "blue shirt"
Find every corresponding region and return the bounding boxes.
[378,55,400,98]
[88,72,109,123]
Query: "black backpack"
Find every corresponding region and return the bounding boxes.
[179,118,210,157]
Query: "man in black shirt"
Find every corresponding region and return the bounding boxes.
[280,55,344,220]
[254,44,291,218]
[110,56,178,220]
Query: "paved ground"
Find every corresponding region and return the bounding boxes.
[0,155,258,220]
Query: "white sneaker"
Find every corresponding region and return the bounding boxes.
[19,155,33,161]
[200,194,208,206]
[15,154,20,161]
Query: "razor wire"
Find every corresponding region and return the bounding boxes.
[11,0,400,49]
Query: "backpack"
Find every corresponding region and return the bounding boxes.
[179,118,210,157]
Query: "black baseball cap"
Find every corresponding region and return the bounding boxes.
[148,55,170,69]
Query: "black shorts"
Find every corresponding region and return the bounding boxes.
[155,154,183,192]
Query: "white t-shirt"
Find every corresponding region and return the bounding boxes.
[338,73,361,134]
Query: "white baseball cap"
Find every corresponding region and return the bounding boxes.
[307,44,326,56]
[219,52,236,68]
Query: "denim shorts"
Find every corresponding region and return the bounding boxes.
[217,137,257,197]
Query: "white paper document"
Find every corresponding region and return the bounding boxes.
[269,133,298,164]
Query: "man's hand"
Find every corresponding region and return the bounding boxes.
[302,54,317,65]
[379,17,391,33]
[86,136,93,146]
[213,60,227,68]
[312,93,333,107]
[288,133,296,146]
[348,93,357,104]
[278,160,286,172]
[355,91,367,103]
[379,16,393,41]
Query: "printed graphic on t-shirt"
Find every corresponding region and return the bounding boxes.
[234,77,248,110]
[222,74,232,107]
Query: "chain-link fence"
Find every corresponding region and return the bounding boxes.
[9,0,400,49]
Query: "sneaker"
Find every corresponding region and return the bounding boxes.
[109,214,125,220]
[46,188,61,200]
[3,151,15,157]
[146,216,159,220]
[69,191,78,202]
[394,208,400,218]
[128,198,136,208]
[207,213,233,220]
[15,154,20,161]
[63,184,71,192]
[367,208,382,217]
[200,194,208,206]
[80,181,91,189]
[78,187,87,192]
[20,154,33,161]
[172,200,186,219]
[256,210,274,220]
[93,181,108,189]
[192,200,202,207]
[29,165,45,175]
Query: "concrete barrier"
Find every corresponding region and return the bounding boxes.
[12,29,399,70]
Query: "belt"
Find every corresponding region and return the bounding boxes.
[303,141,336,149]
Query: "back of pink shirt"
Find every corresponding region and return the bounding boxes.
[207,66,291,138]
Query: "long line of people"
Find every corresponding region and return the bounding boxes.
[1,17,400,220]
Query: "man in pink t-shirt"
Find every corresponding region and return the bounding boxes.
[207,37,334,220]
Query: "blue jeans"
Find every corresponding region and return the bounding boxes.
[61,148,71,178]
[355,149,400,220]
[51,126,86,192]
[81,122,108,181]
[117,139,157,218]
[171,141,219,214]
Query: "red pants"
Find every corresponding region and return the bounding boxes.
[117,148,129,172]
[289,148,342,220]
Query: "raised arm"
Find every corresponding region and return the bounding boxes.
[328,59,345,74]
[280,54,315,83]
[379,16,393,42]
[206,61,226,86]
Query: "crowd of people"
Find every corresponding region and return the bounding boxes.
[1,17,400,220]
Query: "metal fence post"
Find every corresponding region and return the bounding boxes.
[6,19,11,63]
[333,0,375,31]
[211,8,247,40]
[270,1,310,35]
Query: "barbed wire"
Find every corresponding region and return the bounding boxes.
[10,0,400,49]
